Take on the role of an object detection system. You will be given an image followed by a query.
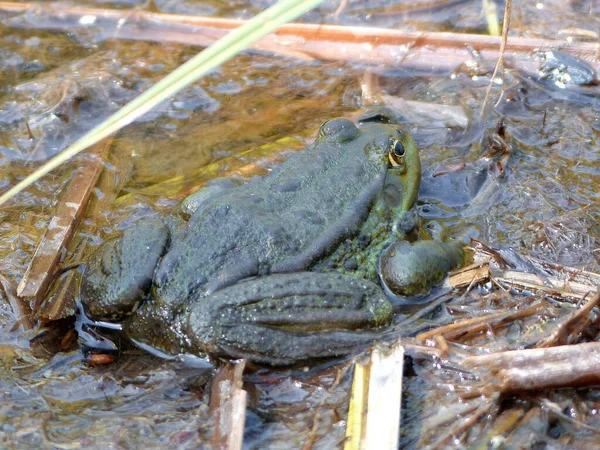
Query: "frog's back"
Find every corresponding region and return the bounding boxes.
[154,121,391,306]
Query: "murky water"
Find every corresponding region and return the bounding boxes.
[0,0,599,448]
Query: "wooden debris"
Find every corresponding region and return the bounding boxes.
[539,399,600,436]
[496,270,598,301]
[446,261,490,290]
[38,140,128,323]
[415,310,511,342]
[469,240,600,302]
[38,237,87,322]
[463,341,600,394]
[468,407,526,450]
[209,360,247,450]
[536,291,600,348]
[17,139,111,312]
[345,342,404,450]
[1,3,599,77]
[0,274,33,331]
[415,300,546,343]
[428,399,497,448]
[86,352,117,366]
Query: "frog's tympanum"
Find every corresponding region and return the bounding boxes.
[81,116,464,365]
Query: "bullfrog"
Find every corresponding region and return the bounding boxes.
[81,116,463,365]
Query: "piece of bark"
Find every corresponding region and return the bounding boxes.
[446,261,490,290]
[17,139,111,311]
[463,341,600,394]
[345,342,404,450]
[209,361,247,450]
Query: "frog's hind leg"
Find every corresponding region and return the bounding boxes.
[81,218,170,322]
[213,326,384,366]
[185,272,393,365]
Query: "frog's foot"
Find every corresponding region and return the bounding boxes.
[379,240,465,297]
[81,218,170,321]
[184,272,393,365]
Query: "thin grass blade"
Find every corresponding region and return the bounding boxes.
[0,0,325,206]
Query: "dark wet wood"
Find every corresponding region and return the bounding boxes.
[209,361,247,450]
[17,139,111,312]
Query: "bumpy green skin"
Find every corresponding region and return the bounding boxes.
[81,118,462,365]
[81,219,169,321]
[186,272,393,365]
[379,240,465,296]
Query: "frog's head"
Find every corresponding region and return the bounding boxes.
[361,122,421,238]
[384,128,421,214]
[315,116,421,237]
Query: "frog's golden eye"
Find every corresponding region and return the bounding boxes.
[388,137,405,166]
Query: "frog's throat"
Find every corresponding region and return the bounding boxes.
[399,135,421,212]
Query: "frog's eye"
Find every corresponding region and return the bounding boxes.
[388,137,405,166]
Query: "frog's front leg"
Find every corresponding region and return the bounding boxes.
[81,218,170,321]
[183,272,393,365]
[379,240,465,297]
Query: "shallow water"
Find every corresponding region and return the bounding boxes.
[0,0,599,448]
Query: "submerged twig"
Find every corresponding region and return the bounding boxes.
[415,299,546,344]
[415,310,509,342]
[429,398,498,448]
[468,407,526,450]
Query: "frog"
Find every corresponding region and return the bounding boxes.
[80,115,464,365]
